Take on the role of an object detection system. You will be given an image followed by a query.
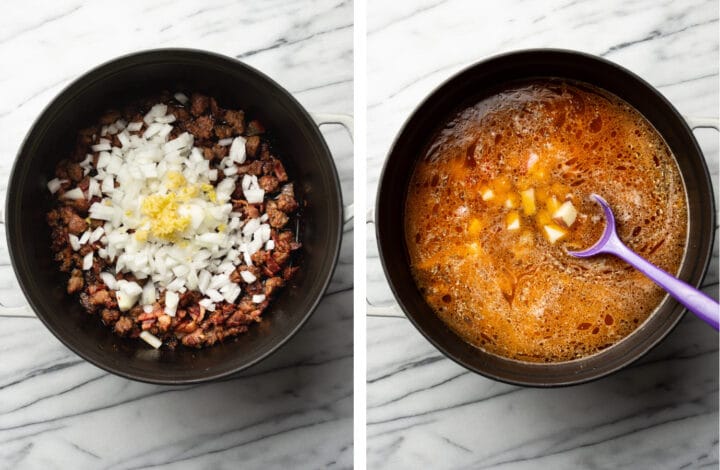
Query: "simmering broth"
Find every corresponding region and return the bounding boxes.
[404,80,687,362]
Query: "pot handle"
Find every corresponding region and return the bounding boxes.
[312,113,354,224]
[366,208,406,318]
[0,210,35,317]
[684,116,719,130]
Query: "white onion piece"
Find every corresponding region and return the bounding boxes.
[127,121,143,132]
[240,270,257,284]
[47,178,66,194]
[143,123,164,139]
[229,137,247,164]
[101,176,115,194]
[82,253,93,270]
[244,188,264,204]
[90,227,104,243]
[62,188,85,200]
[174,92,189,104]
[68,234,81,251]
[139,331,162,349]
[79,231,91,245]
[99,272,117,290]
[155,114,176,124]
[221,284,241,303]
[198,270,211,293]
[88,179,100,198]
[91,142,111,152]
[215,178,235,202]
[144,104,167,124]
[252,294,266,304]
[206,289,224,303]
[199,298,215,311]
[116,280,142,311]
[142,282,156,305]
[164,291,179,316]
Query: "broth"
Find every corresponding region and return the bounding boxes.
[404,80,687,362]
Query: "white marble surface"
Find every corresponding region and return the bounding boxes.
[0,1,353,468]
[367,0,719,468]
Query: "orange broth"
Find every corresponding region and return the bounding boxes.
[404,81,687,362]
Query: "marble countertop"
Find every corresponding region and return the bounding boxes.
[367,0,718,468]
[0,1,353,468]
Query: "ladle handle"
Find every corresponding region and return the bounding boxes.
[611,242,719,330]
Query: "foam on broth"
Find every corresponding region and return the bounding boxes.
[404,80,687,362]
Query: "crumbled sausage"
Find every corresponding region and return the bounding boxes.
[67,213,88,235]
[99,110,121,125]
[101,308,120,324]
[190,93,210,116]
[246,135,261,157]
[224,110,245,134]
[203,144,229,161]
[214,124,233,140]
[67,270,84,294]
[90,289,111,306]
[209,97,222,117]
[273,160,289,182]
[258,175,280,193]
[264,277,285,297]
[114,316,133,336]
[67,163,84,183]
[276,193,299,213]
[246,120,265,136]
[236,160,264,176]
[186,115,214,140]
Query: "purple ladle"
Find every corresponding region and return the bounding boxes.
[567,194,719,330]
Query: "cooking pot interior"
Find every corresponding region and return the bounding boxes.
[377,50,714,386]
[7,50,342,383]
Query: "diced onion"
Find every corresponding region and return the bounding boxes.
[127,121,143,132]
[206,289,224,303]
[164,291,179,316]
[68,234,81,251]
[243,188,264,204]
[47,178,66,194]
[229,136,247,164]
[91,142,111,152]
[79,231,91,245]
[139,331,162,349]
[199,298,215,312]
[174,92,189,104]
[90,227,104,243]
[142,282,156,305]
[62,188,85,200]
[240,271,257,284]
[82,252,93,270]
[100,272,117,290]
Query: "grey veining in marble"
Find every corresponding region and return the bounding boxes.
[367,0,718,468]
[0,1,353,468]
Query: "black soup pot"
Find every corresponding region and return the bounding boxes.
[6,49,350,384]
[375,49,715,387]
